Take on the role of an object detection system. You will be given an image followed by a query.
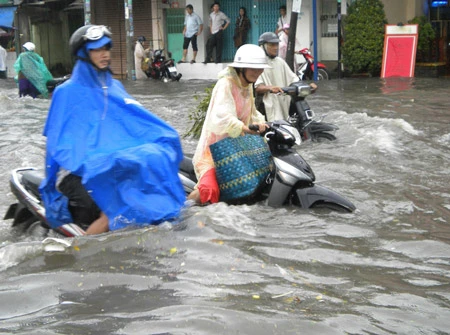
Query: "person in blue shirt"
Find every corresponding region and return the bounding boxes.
[39,25,186,235]
[178,4,203,64]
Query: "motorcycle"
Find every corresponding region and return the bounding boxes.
[46,75,71,94]
[145,49,182,82]
[296,45,331,81]
[4,85,354,238]
[285,82,339,142]
[179,123,355,212]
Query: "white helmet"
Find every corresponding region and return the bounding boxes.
[229,44,271,69]
[23,42,35,51]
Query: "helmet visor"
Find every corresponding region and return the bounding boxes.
[83,25,112,41]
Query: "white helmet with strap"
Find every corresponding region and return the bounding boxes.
[23,42,35,51]
[229,44,271,69]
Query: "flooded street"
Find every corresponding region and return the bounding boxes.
[0,75,449,334]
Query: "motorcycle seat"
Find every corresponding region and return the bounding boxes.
[22,169,45,198]
[179,157,197,183]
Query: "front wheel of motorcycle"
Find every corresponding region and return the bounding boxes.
[317,68,331,80]
[310,202,351,213]
[22,220,49,237]
[313,132,336,142]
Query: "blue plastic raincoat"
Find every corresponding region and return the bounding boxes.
[39,59,186,231]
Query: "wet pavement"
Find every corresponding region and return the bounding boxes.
[0,76,449,334]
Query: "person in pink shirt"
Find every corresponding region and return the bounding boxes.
[189,44,270,204]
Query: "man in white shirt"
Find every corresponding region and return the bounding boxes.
[179,4,203,64]
[203,2,230,64]
[0,44,7,79]
[255,32,316,122]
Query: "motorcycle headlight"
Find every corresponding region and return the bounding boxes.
[280,124,302,146]
[297,85,311,97]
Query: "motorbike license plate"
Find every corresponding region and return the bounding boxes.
[168,66,177,72]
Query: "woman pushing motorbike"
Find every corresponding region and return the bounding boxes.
[187,44,270,205]
[39,25,186,235]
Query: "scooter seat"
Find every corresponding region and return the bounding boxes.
[179,157,197,183]
[22,169,45,198]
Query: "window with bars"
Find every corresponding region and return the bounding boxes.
[321,0,338,37]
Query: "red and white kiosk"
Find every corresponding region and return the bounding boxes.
[381,24,419,78]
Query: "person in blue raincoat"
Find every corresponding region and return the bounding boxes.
[39,25,186,235]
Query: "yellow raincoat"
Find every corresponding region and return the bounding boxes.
[193,67,266,181]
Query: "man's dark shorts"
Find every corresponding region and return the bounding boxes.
[58,174,101,228]
[183,34,198,51]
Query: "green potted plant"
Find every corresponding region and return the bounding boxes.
[408,16,436,63]
[342,0,387,76]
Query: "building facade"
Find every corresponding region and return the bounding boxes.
[8,0,448,79]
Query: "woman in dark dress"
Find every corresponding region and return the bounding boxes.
[233,7,251,48]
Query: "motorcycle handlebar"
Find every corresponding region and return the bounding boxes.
[248,124,260,132]
[249,123,297,146]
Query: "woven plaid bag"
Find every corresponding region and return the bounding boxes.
[210,134,273,202]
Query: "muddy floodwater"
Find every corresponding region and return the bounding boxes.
[0,76,449,334]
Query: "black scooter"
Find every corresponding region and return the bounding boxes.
[285,82,338,142]
[179,120,355,211]
[46,75,71,94]
[145,49,182,82]
[4,85,354,238]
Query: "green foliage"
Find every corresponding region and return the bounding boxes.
[184,83,215,139]
[408,16,436,62]
[342,0,387,75]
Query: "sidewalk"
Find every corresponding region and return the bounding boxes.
[176,62,228,80]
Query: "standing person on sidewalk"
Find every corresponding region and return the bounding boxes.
[134,36,150,79]
[233,6,251,48]
[178,4,203,64]
[203,2,230,64]
[0,44,7,79]
[275,5,290,38]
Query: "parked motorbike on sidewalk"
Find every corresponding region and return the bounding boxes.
[145,49,182,82]
[285,82,338,142]
[296,45,330,81]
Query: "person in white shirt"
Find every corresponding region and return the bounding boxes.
[203,2,230,64]
[255,32,317,122]
[179,4,203,64]
[275,5,290,38]
[0,44,7,79]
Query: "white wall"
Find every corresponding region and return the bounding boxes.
[6,51,16,78]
